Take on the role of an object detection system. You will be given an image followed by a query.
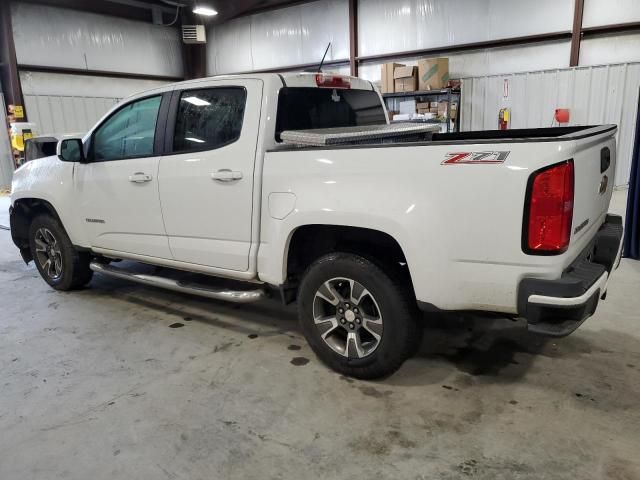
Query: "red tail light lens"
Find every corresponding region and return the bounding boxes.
[524,160,574,254]
[315,74,351,89]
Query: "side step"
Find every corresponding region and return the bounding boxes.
[90,262,266,304]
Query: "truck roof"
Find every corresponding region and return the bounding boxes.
[126,72,376,100]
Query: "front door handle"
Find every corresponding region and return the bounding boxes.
[212,169,243,182]
[129,172,152,183]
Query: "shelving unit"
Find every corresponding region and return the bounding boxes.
[382,88,461,133]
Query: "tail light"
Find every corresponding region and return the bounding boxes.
[315,74,351,89]
[523,160,574,254]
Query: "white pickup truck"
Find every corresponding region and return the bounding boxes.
[9,72,624,378]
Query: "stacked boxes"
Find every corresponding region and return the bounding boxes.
[380,58,451,93]
[393,66,418,92]
[381,63,404,94]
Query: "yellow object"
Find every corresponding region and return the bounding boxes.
[10,122,38,152]
[13,105,24,119]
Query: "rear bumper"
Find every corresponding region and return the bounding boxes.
[517,214,623,337]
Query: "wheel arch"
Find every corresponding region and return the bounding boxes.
[283,224,414,303]
[10,198,66,263]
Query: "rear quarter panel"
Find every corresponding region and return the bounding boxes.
[259,134,614,313]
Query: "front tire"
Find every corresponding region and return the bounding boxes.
[28,214,93,291]
[298,253,421,379]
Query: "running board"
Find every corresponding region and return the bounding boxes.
[90,262,266,303]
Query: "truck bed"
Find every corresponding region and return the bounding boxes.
[271,125,616,151]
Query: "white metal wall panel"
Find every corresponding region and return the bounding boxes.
[460,63,640,186]
[250,8,306,70]
[358,41,571,83]
[207,0,349,74]
[20,71,168,99]
[358,0,573,57]
[583,0,640,27]
[24,95,119,135]
[210,17,254,75]
[20,71,169,135]
[11,3,183,78]
[580,33,640,67]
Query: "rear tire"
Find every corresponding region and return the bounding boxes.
[28,214,93,291]
[298,252,421,379]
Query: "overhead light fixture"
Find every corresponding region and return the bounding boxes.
[193,5,218,16]
[182,96,210,106]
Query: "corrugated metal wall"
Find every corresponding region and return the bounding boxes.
[23,95,119,136]
[460,63,640,187]
[19,71,168,135]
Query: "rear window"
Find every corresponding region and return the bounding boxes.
[24,138,58,162]
[275,87,386,141]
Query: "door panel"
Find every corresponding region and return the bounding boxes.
[75,94,171,258]
[158,79,263,271]
[75,157,170,258]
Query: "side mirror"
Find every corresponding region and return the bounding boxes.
[57,138,85,162]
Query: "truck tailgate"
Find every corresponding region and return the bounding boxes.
[570,129,617,249]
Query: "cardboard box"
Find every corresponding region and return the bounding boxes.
[437,101,448,117]
[399,99,417,114]
[394,66,418,93]
[381,63,404,94]
[418,58,450,90]
[416,102,430,110]
[430,101,439,108]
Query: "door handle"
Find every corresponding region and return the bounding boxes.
[211,169,243,182]
[129,172,152,183]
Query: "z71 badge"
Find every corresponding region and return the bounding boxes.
[442,151,510,165]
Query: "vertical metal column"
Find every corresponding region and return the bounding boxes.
[0,0,26,118]
[0,94,14,190]
[570,0,585,67]
[349,0,358,77]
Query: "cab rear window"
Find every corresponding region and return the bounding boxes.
[275,87,386,141]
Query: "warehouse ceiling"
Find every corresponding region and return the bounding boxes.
[14,0,313,23]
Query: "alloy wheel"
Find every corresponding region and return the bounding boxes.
[34,228,63,280]
[312,277,383,359]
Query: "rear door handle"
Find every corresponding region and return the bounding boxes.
[129,172,152,183]
[211,169,243,182]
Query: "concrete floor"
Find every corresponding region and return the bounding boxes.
[1,191,639,480]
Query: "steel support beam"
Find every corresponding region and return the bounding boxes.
[17,64,184,82]
[0,0,26,120]
[582,21,640,36]
[570,0,585,67]
[348,0,358,77]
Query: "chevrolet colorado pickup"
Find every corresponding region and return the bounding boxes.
[9,72,624,378]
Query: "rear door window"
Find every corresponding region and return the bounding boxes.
[172,87,247,154]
